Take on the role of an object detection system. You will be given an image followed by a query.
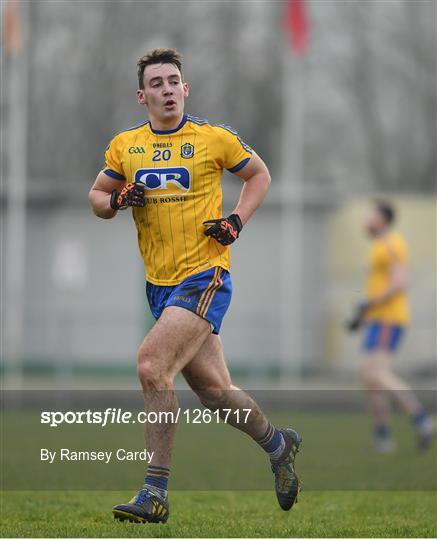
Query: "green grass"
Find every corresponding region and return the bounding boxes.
[2,409,437,536]
[3,412,436,491]
[1,490,436,537]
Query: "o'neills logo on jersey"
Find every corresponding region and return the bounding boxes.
[134,167,191,192]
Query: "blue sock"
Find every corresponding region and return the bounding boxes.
[256,423,285,460]
[144,465,169,496]
[374,424,391,439]
[412,410,429,430]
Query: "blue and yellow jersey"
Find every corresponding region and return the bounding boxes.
[366,231,410,326]
[103,113,253,286]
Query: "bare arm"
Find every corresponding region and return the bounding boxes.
[231,153,271,226]
[88,171,126,219]
[369,262,408,307]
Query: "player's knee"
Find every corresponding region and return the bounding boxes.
[362,369,384,390]
[137,346,168,389]
[137,359,156,387]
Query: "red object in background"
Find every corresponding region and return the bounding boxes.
[3,0,23,53]
[284,0,309,54]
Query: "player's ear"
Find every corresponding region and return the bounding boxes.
[183,82,189,98]
[136,89,147,105]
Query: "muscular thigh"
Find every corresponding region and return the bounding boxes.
[182,334,232,390]
[139,306,211,377]
[361,351,390,378]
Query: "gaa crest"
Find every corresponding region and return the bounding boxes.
[181,142,194,159]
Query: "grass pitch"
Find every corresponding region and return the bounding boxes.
[2,407,436,537]
[1,490,436,537]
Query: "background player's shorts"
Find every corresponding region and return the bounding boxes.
[146,267,232,334]
[362,321,405,353]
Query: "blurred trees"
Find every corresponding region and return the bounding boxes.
[7,0,435,195]
[306,0,435,195]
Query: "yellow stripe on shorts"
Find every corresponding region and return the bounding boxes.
[196,267,219,316]
[199,269,223,318]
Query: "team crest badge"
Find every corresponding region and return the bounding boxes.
[181,143,194,159]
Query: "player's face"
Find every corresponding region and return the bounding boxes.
[364,207,386,237]
[137,63,189,122]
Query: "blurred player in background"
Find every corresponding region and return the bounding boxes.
[347,200,434,453]
[89,48,301,524]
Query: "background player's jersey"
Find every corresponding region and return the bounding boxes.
[103,113,252,285]
[366,231,410,325]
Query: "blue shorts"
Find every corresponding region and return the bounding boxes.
[146,267,232,334]
[362,321,405,353]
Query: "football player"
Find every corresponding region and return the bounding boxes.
[89,48,302,523]
[347,200,433,453]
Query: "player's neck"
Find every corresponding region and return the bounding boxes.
[375,227,391,239]
[149,113,184,133]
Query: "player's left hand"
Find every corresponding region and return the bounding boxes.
[203,214,243,246]
[345,301,370,332]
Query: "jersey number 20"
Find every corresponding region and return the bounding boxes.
[152,149,171,161]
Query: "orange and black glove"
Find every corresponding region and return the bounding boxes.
[110,182,146,210]
[203,214,243,246]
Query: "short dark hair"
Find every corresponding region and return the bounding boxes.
[137,48,183,89]
[374,199,395,225]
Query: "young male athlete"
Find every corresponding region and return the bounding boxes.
[347,200,433,453]
[89,48,302,524]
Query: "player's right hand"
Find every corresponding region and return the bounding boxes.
[110,182,146,210]
[345,301,370,332]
